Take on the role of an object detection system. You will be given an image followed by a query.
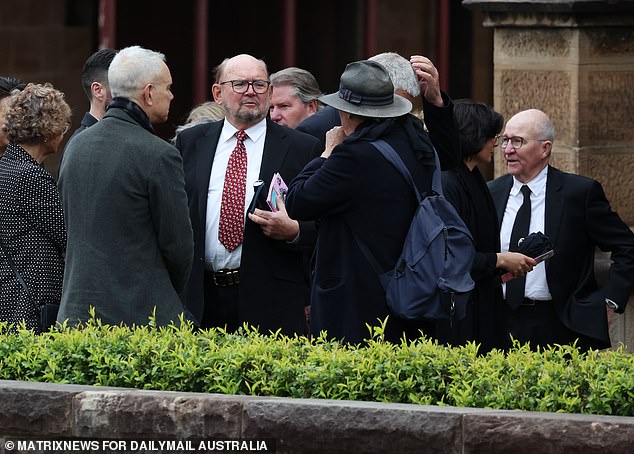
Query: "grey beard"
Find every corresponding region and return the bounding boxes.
[235,109,265,124]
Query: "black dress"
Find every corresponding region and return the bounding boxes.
[436,163,503,352]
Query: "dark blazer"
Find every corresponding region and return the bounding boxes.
[439,164,502,352]
[174,118,322,335]
[286,111,459,344]
[0,144,66,331]
[58,107,194,327]
[488,166,634,347]
[70,112,98,141]
[296,106,341,149]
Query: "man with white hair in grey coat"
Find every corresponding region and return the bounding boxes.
[58,45,193,327]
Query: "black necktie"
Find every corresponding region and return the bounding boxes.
[506,185,531,309]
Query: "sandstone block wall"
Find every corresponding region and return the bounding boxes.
[493,24,634,223]
[0,380,632,454]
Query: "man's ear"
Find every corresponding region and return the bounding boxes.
[212,84,222,103]
[542,140,553,160]
[91,82,106,102]
[307,100,318,115]
[142,84,153,106]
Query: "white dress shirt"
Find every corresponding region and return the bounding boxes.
[500,165,552,301]
[205,118,266,271]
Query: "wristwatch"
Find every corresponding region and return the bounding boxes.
[605,298,619,311]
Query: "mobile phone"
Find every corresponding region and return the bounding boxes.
[500,250,555,283]
[247,180,266,214]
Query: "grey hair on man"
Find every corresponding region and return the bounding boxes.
[108,46,167,99]
[270,67,323,107]
[369,52,421,99]
[369,52,422,117]
[530,108,555,144]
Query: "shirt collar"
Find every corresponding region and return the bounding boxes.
[220,117,267,145]
[511,165,549,197]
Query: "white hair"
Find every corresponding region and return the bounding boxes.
[369,52,421,98]
[108,45,167,99]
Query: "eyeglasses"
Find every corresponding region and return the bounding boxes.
[219,80,270,94]
[500,136,548,150]
[63,124,70,135]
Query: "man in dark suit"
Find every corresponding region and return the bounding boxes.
[58,46,193,327]
[61,49,116,170]
[68,48,117,141]
[174,54,321,335]
[489,108,634,350]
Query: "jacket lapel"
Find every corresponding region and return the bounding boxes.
[544,166,563,250]
[489,174,512,227]
[195,122,222,224]
[259,119,290,184]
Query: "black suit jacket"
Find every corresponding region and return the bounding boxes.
[69,112,98,141]
[488,166,634,346]
[174,118,321,334]
[296,106,341,149]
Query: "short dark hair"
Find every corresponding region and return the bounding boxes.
[81,48,117,100]
[0,76,26,99]
[453,99,504,159]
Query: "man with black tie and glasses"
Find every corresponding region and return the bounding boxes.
[489,108,634,351]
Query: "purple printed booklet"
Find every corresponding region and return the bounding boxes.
[267,172,288,212]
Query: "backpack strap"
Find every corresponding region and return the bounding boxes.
[348,139,442,277]
[371,139,443,198]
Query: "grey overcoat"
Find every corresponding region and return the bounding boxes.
[57,107,194,326]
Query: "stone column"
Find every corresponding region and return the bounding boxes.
[463,0,634,350]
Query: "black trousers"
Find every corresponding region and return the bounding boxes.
[499,301,599,351]
[202,271,240,331]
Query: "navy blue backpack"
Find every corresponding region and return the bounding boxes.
[352,139,476,324]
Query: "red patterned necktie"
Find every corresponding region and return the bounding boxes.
[218,130,248,251]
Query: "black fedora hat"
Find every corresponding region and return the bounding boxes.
[319,60,412,118]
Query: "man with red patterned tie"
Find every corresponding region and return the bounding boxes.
[174,54,321,334]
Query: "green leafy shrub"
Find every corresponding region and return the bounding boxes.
[0,317,631,416]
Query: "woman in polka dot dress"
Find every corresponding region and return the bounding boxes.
[0,83,70,332]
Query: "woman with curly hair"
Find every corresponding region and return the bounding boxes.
[0,83,70,331]
[0,76,26,155]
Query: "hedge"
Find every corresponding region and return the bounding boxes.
[0,315,632,416]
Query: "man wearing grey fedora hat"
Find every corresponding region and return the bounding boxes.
[286,58,460,344]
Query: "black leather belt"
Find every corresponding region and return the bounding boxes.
[208,269,240,287]
[521,298,552,306]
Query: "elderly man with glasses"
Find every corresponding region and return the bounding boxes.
[488,108,634,351]
[174,54,321,335]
